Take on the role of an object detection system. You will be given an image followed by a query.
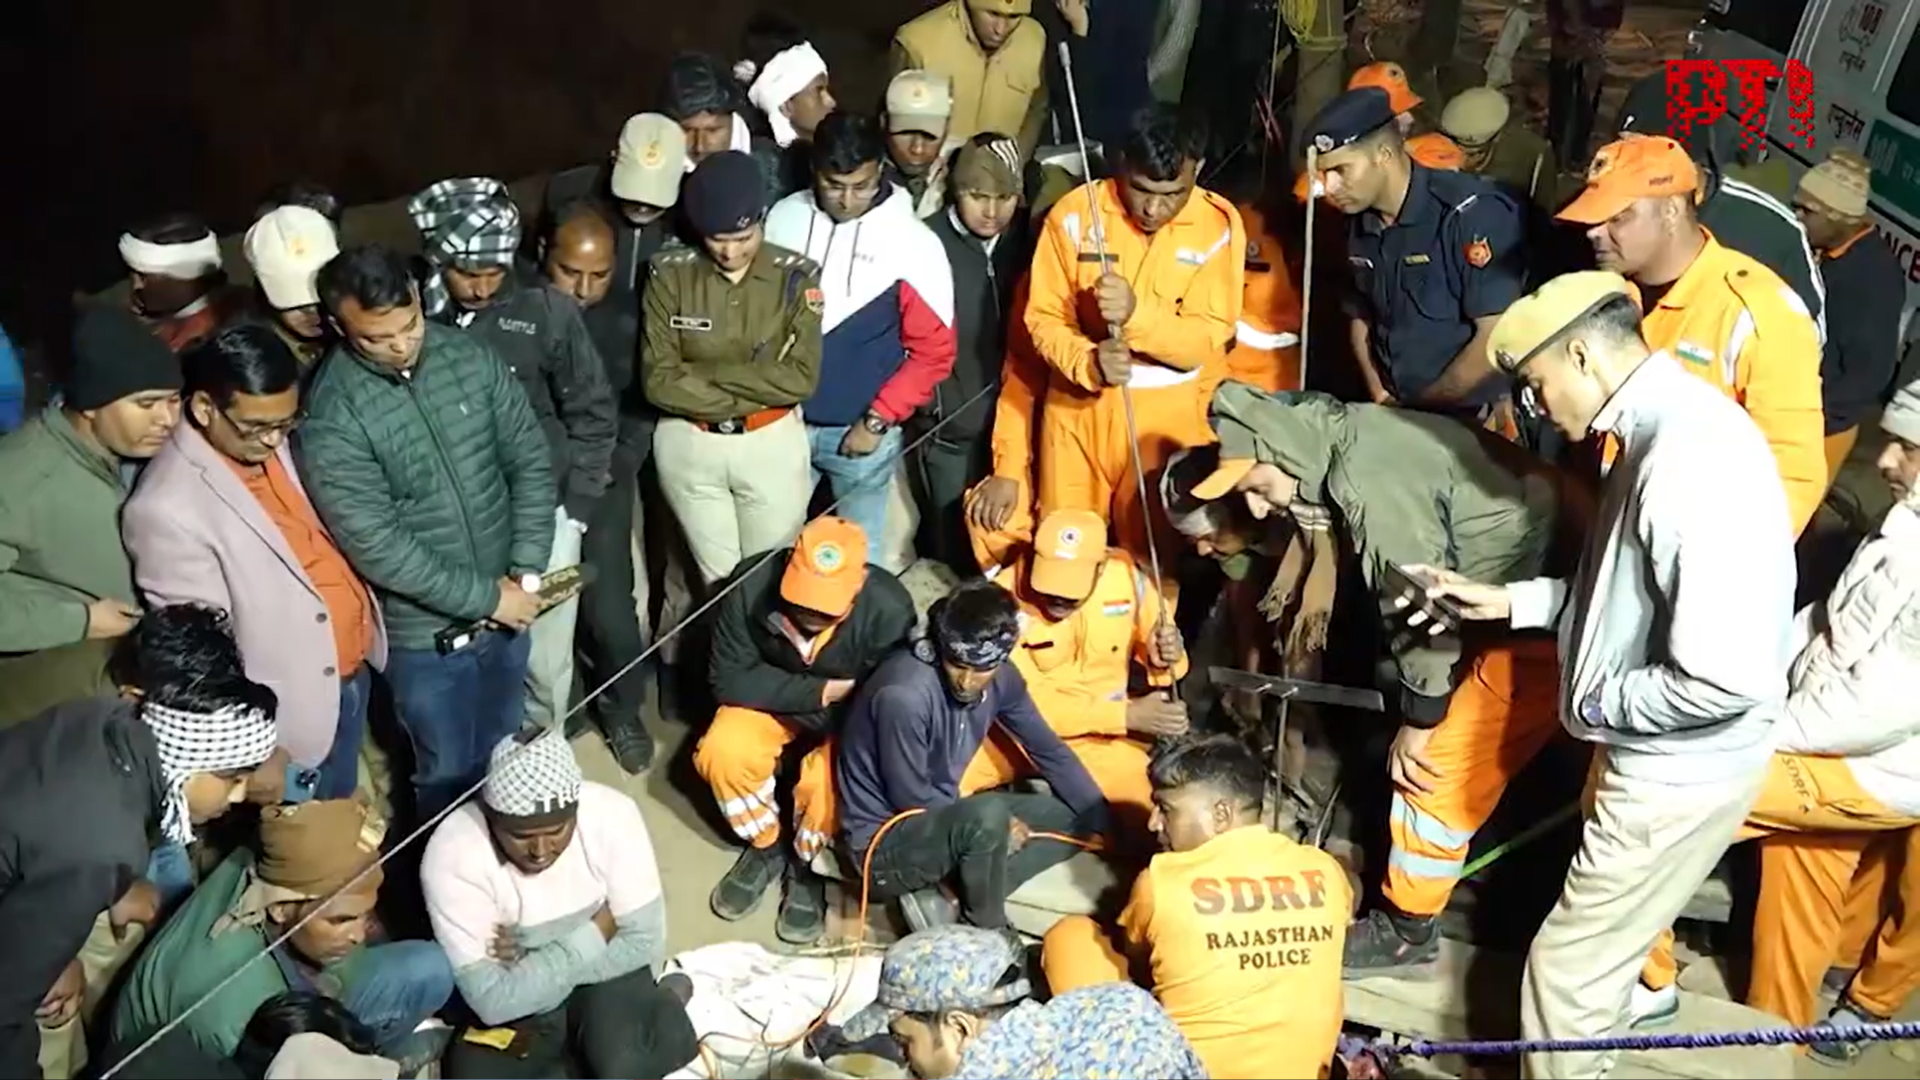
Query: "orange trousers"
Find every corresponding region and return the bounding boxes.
[1041,913,1133,992]
[788,726,1154,862]
[964,484,1035,572]
[1824,426,1859,487]
[1038,373,1218,585]
[1638,754,1920,1029]
[1384,639,1563,917]
[692,706,831,850]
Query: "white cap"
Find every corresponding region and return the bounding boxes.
[611,113,688,208]
[244,206,339,310]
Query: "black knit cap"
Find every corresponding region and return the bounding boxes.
[68,303,183,410]
[683,151,767,236]
[663,52,741,120]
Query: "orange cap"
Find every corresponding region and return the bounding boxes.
[781,516,868,618]
[1557,134,1700,225]
[1029,509,1108,601]
[1190,458,1258,501]
[1349,62,1423,115]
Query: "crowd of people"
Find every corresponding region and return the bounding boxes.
[1,0,1917,1078]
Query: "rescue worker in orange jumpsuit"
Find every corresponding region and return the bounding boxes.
[966,508,1188,839]
[1170,383,1568,978]
[1025,102,1245,571]
[694,516,916,944]
[1224,204,1304,394]
[963,278,1043,572]
[1293,62,1466,204]
[1557,134,1826,534]
[1041,734,1353,1079]
[1628,390,1920,1052]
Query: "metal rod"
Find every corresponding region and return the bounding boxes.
[1298,143,1319,389]
[1056,40,1178,703]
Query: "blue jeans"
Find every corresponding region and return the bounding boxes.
[807,423,903,552]
[386,629,532,822]
[315,666,372,800]
[339,941,456,1051]
[146,842,195,911]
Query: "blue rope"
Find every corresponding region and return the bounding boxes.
[1383,1018,1920,1058]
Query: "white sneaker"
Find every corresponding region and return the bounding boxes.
[1625,982,1680,1029]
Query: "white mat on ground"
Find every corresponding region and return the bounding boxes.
[662,941,885,1080]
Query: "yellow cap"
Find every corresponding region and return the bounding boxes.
[1487,271,1635,374]
[1028,509,1107,601]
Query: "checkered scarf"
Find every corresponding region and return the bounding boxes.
[482,729,583,818]
[142,700,280,845]
[406,177,522,318]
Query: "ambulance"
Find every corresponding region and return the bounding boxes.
[1686,0,1920,341]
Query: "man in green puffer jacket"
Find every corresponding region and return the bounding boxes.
[299,244,556,824]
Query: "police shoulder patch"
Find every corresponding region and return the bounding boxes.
[1464,236,1492,268]
[804,287,826,315]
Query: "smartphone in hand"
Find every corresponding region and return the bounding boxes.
[1382,561,1468,634]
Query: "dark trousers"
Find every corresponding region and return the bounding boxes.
[578,438,652,723]
[386,627,532,824]
[909,422,991,577]
[442,965,697,1080]
[863,792,1087,929]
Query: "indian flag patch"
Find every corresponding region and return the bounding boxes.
[1101,600,1133,618]
[1675,340,1714,366]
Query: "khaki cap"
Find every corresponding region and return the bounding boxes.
[1487,271,1635,374]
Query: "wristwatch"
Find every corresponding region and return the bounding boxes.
[519,573,544,595]
[861,412,892,436]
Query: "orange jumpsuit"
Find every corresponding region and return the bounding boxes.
[1383,638,1564,917]
[1224,205,1304,394]
[1639,755,1920,1030]
[1041,825,1354,1078]
[1629,232,1827,535]
[1026,179,1244,570]
[965,277,1044,572]
[965,548,1187,836]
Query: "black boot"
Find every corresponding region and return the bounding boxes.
[777,860,829,944]
[600,711,655,775]
[710,843,783,921]
[1342,907,1440,978]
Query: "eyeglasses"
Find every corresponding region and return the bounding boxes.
[220,405,305,441]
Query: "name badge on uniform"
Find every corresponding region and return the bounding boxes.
[670,315,713,332]
[1175,248,1207,266]
[1402,254,1432,265]
[1077,252,1107,264]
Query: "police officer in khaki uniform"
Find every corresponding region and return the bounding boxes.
[643,150,825,586]
[1442,87,1560,209]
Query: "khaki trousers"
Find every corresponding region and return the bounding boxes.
[653,412,813,587]
[38,913,146,1080]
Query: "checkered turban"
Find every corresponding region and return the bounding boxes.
[407,177,522,317]
[143,700,280,844]
[482,730,583,819]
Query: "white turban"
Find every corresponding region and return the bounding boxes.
[144,700,280,845]
[482,730,584,818]
[746,42,829,148]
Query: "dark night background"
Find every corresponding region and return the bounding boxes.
[0,0,927,351]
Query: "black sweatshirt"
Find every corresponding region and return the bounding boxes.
[834,647,1107,857]
[0,698,162,1079]
[1818,232,1907,434]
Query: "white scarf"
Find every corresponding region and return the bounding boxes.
[144,700,280,845]
[119,232,223,279]
[747,42,828,148]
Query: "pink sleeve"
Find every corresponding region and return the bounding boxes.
[589,788,665,919]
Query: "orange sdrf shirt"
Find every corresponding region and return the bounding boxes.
[1121,825,1354,1079]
